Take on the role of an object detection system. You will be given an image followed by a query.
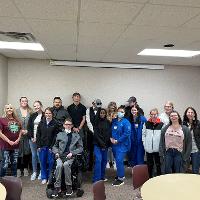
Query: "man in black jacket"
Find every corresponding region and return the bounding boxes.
[125,96,144,118]
[51,97,71,131]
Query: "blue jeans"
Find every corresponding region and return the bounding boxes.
[165,148,183,174]
[38,147,55,180]
[29,140,40,173]
[191,151,200,174]
[93,145,108,183]
[1,149,19,177]
[112,148,126,179]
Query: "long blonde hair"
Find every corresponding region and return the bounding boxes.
[19,97,33,114]
[3,104,20,122]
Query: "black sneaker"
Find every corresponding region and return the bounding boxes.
[52,187,61,197]
[112,179,124,186]
[66,186,73,196]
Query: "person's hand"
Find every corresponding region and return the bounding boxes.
[110,138,118,144]
[13,139,20,145]
[21,130,28,135]
[31,138,36,143]
[8,140,15,146]
[73,127,79,133]
[110,138,115,144]
[55,153,59,159]
[66,152,73,159]
[37,148,41,152]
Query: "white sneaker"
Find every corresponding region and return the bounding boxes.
[17,169,21,177]
[38,172,41,180]
[41,179,47,184]
[30,172,37,181]
[24,168,29,176]
[106,162,110,169]
[113,162,117,170]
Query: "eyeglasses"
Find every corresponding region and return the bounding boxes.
[64,123,73,126]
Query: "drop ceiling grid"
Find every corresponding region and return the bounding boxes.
[80,0,144,24]
[131,4,200,27]
[149,0,200,7]
[13,0,79,21]
[26,19,77,45]
[0,17,32,33]
[0,0,21,17]
[96,0,149,3]
[45,44,76,60]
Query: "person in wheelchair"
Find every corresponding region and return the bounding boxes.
[51,118,83,197]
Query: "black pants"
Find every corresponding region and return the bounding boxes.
[17,155,30,171]
[86,131,94,171]
[146,152,161,178]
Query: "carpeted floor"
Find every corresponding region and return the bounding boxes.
[21,168,138,200]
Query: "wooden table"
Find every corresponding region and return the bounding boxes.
[0,183,6,200]
[141,174,200,200]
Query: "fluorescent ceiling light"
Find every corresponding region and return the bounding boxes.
[50,60,164,70]
[138,49,200,57]
[0,41,44,51]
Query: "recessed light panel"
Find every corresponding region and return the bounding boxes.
[0,41,44,51]
[138,49,200,57]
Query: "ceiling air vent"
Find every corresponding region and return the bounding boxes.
[0,31,36,42]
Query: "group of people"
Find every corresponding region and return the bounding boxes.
[0,93,200,193]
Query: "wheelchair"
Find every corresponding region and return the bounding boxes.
[46,153,85,198]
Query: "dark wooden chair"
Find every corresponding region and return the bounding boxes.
[1,176,22,200]
[92,180,106,200]
[132,164,149,200]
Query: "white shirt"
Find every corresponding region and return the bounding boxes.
[33,113,42,138]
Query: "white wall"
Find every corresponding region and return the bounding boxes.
[8,58,200,117]
[0,55,8,115]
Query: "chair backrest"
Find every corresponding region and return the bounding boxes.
[92,180,106,200]
[132,164,149,189]
[1,176,22,200]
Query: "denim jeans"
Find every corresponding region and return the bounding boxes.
[1,149,19,177]
[93,145,108,183]
[29,140,40,173]
[38,147,55,180]
[191,151,200,174]
[112,148,126,179]
[165,148,183,174]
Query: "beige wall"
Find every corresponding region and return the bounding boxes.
[8,58,200,117]
[0,55,8,115]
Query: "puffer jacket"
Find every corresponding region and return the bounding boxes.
[142,119,164,153]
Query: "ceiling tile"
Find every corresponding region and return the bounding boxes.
[97,0,148,3]
[182,15,200,29]
[14,0,78,21]
[0,17,31,33]
[81,0,143,24]
[149,0,200,7]
[45,44,76,60]
[117,25,200,47]
[77,44,108,61]
[27,19,77,45]
[0,0,21,17]
[79,22,126,42]
[132,4,200,27]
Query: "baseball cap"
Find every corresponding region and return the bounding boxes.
[127,96,137,103]
[93,99,102,107]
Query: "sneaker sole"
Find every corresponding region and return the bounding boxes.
[112,182,124,186]
[66,192,73,196]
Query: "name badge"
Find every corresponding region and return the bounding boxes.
[114,126,117,130]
